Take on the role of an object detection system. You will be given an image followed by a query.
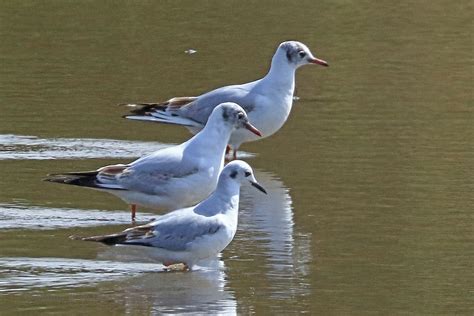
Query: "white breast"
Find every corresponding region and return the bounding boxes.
[229,92,293,148]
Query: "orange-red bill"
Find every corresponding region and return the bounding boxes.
[309,57,329,67]
[244,122,262,137]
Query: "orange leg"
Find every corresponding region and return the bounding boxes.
[225,145,233,163]
[131,204,137,222]
[225,145,238,162]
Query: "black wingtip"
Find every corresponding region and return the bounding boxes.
[43,172,64,179]
[73,232,128,245]
[42,173,100,188]
[42,175,65,183]
[69,234,118,246]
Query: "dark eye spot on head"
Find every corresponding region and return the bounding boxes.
[222,108,229,120]
[230,170,238,179]
[283,43,299,63]
[237,112,244,119]
[286,49,293,62]
[244,171,251,177]
[298,51,306,58]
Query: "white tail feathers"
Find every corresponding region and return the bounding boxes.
[125,114,202,127]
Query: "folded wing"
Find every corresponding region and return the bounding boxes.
[82,210,223,251]
[122,82,258,127]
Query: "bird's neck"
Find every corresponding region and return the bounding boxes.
[195,179,240,216]
[189,121,232,156]
[260,53,296,93]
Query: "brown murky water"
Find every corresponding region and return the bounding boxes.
[1,1,472,314]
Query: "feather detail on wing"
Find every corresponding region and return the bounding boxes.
[125,113,203,127]
[96,164,129,182]
[121,82,257,127]
[76,223,155,245]
[121,96,198,116]
[122,96,203,127]
[44,164,130,191]
[76,213,224,251]
[74,232,128,245]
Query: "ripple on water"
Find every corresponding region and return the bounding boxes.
[0,134,171,160]
[0,203,156,230]
[0,257,162,293]
[0,257,236,314]
[0,134,255,160]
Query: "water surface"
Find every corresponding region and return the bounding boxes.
[0,0,472,314]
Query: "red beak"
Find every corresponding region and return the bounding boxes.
[309,57,329,67]
[244,122,262,137]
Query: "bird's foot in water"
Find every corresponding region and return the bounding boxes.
[163,262,190,272]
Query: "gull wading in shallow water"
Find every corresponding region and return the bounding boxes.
[44,103,261,221]
[123,40,328,159]
[75,160,267,270]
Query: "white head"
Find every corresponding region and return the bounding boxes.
[275,41,329,69]
[219,160,266,194]
[207,102,262,136]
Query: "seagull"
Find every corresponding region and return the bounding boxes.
[123,40,328,159]
[44,103,261,221]
[75,160,267,270]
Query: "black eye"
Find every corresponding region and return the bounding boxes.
[298,51,306,58]
[237,112,244,119]
[244,171,251,177]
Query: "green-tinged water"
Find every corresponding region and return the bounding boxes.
[0,1,472,314]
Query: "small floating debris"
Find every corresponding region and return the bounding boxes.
[293,95,300,101]
[184,49,197,55]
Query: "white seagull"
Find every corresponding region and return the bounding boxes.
[76,160,267,270]
[123,40,328,159]
[45,103,261,221]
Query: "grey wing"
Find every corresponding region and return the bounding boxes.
[179,82,259,123]
[117,147,199,194]
[123,212,224,251]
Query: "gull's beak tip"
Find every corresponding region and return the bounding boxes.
[309,57,329,67]
[251,181,267,194]
[244,122,262,137]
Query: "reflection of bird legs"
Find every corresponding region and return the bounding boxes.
[131,204,137,223]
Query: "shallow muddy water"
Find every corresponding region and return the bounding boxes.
[0,1,472,314]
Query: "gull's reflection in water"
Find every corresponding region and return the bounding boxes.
[237,169,312,297]
[0,257,236,314]
[97,248,236,314]
[118,263,236,314]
